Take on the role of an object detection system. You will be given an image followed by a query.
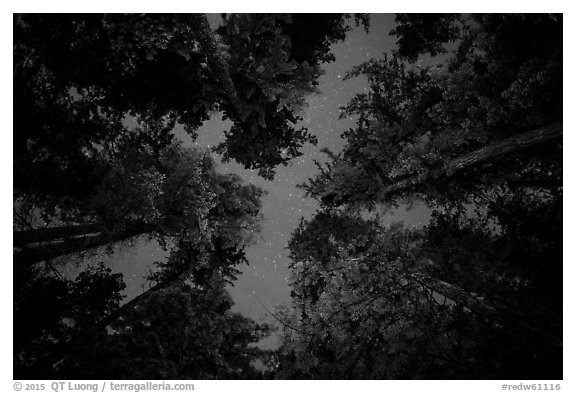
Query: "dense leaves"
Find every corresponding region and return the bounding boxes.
[391,14,460,61]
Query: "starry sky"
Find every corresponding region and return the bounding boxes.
[61,14,432,349]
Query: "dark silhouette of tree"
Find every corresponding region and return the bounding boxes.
[14,263,126,378]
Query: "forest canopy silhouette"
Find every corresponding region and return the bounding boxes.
[13,13,562,380]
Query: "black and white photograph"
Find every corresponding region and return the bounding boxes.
[11,10,564,384]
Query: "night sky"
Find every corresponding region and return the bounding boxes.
[61,14,432,349]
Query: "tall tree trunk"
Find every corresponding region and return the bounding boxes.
[411,272,562,348]
[379,123,562,197]
[412,273,501,320]
[196,14,244,118]
[14,223,106,246]
[13,223,155,268]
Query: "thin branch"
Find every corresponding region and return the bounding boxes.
[253,292,314,337]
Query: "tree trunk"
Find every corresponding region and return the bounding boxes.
[379,123,562,197]
[13,223,155,268]
[412,273,501,320]
[14,223,106,246]
[196,14,244,119]
[411,272,562,348]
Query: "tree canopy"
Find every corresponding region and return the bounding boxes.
[277,13,562,379]
[14,13,562,380]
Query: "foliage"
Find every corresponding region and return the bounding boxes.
[391,14,461,61]
[280,14,369,67]
[214,14,321,179]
